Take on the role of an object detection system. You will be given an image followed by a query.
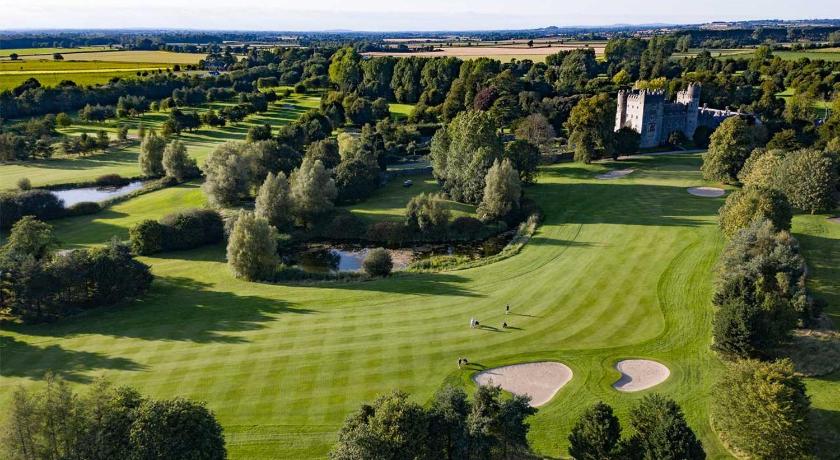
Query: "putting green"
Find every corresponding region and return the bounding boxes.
[1,153,837,459]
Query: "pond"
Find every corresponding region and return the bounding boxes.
[291,233,512,274]
[51,181,146,207]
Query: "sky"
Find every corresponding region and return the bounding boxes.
[2,0,839,31]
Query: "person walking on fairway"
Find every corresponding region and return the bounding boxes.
[506,304,510,315]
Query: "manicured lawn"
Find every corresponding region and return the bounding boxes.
[0,93,321,188]
[0,47,105,58]
[345,174,475,223]
[0,60,175,73]
[1,153,837,459]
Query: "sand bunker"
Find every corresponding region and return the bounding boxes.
[687,187,725,197]
[473,362,573,407]
[828,217,840,225]
[596,169,635,180]
[613,359,670,392]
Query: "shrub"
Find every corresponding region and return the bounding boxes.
[363,248,393,277]
[16,178,31,191]
[0,190,65,230]
[159,209,224,251]
[719,186,792,238]
[615,126,641,155]
[448,216,485,240]
[65,201,101,217]
[95,173,130,187]
[712,359,811,459]
[366,221,408,246]
[405,193,450,236]
[129,220,165,255]
[294,83,307,94]
[321,211,368,240]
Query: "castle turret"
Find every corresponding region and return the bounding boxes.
[677,83,701,138]
[615,90,628,131]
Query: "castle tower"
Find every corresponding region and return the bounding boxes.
[615,90,628,131]
[677,83,701,137]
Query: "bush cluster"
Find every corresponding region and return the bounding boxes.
[129,209,224,255]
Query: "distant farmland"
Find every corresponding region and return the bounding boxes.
[19,50,207,64]
[364,42,605,62]
[0,50,207,90]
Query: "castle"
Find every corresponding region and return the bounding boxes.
[615,83,741,148]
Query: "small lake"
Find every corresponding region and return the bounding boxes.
[292,234,512,274]
[51,181,145,207]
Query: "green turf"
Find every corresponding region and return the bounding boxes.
[345,174,475,223]
[0,60,175,73]
[0,94,321,188]
[0,153,837,459]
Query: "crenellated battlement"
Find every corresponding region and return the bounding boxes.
[615,82,739,148]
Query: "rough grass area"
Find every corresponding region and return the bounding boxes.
[0,153,837,459]
[0,93,321,188]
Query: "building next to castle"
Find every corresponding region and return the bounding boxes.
[615,83,745,148]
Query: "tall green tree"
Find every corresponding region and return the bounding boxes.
[254,172,292,230]
[201,142,254,207]
[565,93,616,163]
[718,186,792,238]
[328,47,362,93]
[629,394,705,460]
[226,210,278,281]
[162,139,197,182]
[568,402,622,460]
[289,157,337,225]
[712,359,811,459]
[702,117,756,183]
[478,158,522,222]
[138,129,166,177]
[430,110,503,204]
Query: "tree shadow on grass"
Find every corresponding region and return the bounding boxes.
[0,335,146,383]
[3,276,314,344]
[534,182,720,228]
[811,407,840,458]
[309,272,482,298]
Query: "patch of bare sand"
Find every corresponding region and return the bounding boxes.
[596,168,634,180]
[473,362,572,407]
[613,359,670,392]
[687,187,725,197]
[828,216,840,225]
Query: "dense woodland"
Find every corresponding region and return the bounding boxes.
[1,25,839,459]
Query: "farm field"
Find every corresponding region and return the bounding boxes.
[0,60,177,73]
[0,70,147,91]
[0,46,106,58]
[3,152,837,458]
[19,50,207,64]
[364,42,605,62]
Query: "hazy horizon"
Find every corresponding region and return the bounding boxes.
[3,0,840,32]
